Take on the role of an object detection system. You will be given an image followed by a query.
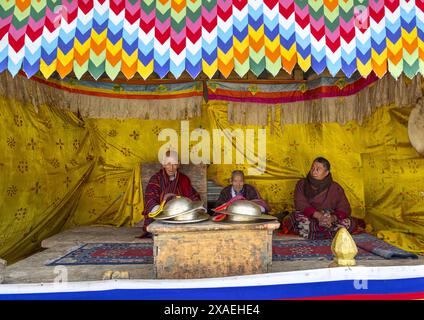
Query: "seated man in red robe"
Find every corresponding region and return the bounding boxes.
[214,170,270,213]
[140,150,201,237]
[281,157,362,239]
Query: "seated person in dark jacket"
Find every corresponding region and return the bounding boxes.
[215,170,270,213]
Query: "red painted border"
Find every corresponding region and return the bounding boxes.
[283,292,424,300]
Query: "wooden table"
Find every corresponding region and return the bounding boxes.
[147,219,280,279]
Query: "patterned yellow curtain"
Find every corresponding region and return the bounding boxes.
[1,97,424,264]
[0,96,205,263]
[0,97,95,263]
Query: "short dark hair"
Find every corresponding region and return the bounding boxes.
[231,170,245,180]
[313,157,330,171]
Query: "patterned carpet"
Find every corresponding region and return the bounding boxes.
[46,233,417,266]
[47,243,154,266]
[272,233,418,261]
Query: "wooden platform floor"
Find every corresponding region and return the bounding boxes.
[2,226,423,284]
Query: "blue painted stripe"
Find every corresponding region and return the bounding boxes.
[2,278,424,300]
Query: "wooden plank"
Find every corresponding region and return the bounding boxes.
[3,246,153,284]
[41,226,146,249]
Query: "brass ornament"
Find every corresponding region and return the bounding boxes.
[329,227,358,267]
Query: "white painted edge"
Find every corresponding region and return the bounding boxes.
[1,265,424,294]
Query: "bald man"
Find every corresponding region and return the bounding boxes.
[140,150,200,237]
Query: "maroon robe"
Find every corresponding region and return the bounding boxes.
[282,178,360,239]
[142,168,200,230]
[294,179,351,220]
[215,184,270,213]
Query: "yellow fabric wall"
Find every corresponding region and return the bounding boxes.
[0,97,204,263]
[1,97,424,263]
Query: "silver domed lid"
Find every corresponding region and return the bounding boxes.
[214,200,276,221]
[154,197,204,220]
[162,208,210,224]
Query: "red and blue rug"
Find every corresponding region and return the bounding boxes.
[47,243,154,266]
[46,233,417,266]
[272,233,418,261]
